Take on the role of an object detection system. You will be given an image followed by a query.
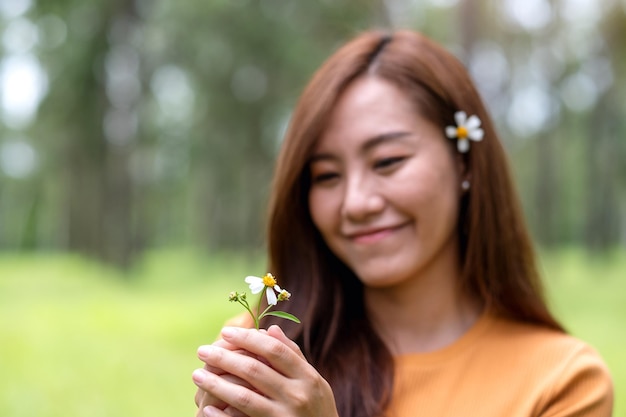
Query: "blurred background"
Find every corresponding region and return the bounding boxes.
[0,0,624,416]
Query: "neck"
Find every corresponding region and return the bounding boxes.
[364,246,482,355]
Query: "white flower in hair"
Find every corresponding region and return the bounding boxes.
[445,111,484,153]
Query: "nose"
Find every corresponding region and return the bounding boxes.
[341,174,384,222]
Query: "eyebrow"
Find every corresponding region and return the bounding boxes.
[362,131,412,152]
[309,131,412,163]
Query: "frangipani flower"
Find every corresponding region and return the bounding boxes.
[232,273,300,329]
[445,111,484,153]
[245,273,281,305]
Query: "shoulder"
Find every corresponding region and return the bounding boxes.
[485,314,607,367]
[484,314,614,416]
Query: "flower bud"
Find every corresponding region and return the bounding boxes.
[277,289,291,302]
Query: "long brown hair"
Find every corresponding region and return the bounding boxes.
[263,30,563,417]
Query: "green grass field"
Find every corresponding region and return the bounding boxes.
[1,249,624,417]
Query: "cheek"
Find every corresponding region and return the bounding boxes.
[421,172,461,233]
[308,189,334,234]
[395,160,458,199]
[388,161,461,224]
[423,173,460,217]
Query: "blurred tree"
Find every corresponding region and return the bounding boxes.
[583,6,626,250]
[34,0,142,267]
[0,0,624,268]
[146,0,380,251]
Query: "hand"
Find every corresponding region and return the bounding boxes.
[193,327,301,417]
[192,325,339,417]
[194,338,258,417]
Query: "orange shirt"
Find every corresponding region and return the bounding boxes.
[388,313,613,417]
[221,312,613,416]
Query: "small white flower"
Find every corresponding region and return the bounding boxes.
[231,272,300,329]
[277,289,291,302]
[244,273,281,305]
[445,111,484,153]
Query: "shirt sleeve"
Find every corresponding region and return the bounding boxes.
[538,344,613,417]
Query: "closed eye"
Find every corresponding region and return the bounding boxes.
[374,156,406,171]
[312,172,340,184]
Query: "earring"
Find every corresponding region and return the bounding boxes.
[461,180,470,191]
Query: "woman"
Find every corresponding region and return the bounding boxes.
[192,30,613,417]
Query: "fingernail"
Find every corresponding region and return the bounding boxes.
[269,324,283,334]
[192,369,206,384]
[221,326,237,338]
[197,345,214,360]
[203,406,217,417]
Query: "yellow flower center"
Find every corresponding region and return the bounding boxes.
[456,126,468,139]
[262,273,277,287]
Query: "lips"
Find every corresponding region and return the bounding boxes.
[345,224,407,244]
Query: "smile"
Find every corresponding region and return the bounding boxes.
[347,224,407,245]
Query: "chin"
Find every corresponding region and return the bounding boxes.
[352,263,414,289]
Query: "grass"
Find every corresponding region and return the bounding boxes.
[540,248,626,416]
[0,250,262,417]
[0,248,624,416]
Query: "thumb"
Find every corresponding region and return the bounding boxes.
[267,325,305,360]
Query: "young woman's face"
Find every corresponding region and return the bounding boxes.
[308,76,463,289]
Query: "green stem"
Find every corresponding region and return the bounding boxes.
[238,299,259,329]
[256,288,263,323]
[257,304,274,322]
[256,286,280,329]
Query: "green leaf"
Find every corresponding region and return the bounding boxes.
[263,311,301,323]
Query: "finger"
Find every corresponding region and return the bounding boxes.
[192,368,272,417]
[208,338,239,352]
[196,373,257,410]
[199,346,262,374]
[266,325,305,360]
[195,389,205,407]
[220,327,307,378]
[200,405,232,417]
[218,374,259,394]
[199,405,223,417]
[194,383,228,411]
[199,342,255,375]
[197,346,284,398]
[223,406,249,417]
